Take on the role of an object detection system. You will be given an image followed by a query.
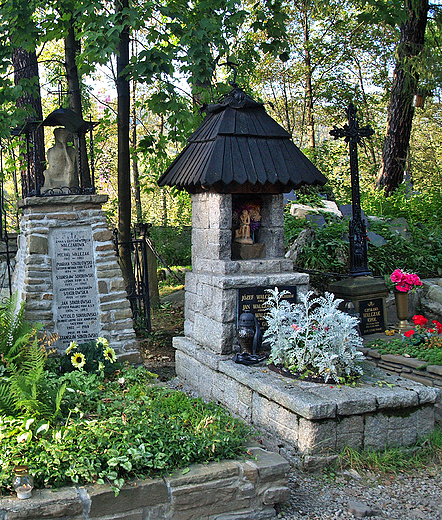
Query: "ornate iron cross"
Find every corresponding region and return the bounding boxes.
[330,104,374,277]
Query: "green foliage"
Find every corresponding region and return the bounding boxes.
[264,288,365,383]
[149,226,191,267]
[0,367,251,495]
[0,295,40,364]
[361,184,442,229]
[284,212,442,278]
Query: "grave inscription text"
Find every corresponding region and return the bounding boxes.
[50,226,100,346]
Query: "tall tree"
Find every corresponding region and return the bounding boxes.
[116,0,134,293]
[376,0,429,194]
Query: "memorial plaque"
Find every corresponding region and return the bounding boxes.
[237,285,297,331]
[359,298,385,335]
[50,226,100,346]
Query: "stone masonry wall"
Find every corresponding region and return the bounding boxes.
[12,195,140,362]
[174,336,441,470]
[0,447,290,520]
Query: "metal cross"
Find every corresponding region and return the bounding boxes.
[330,104,374,277]
[48,83,71,107]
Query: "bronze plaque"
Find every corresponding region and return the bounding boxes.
[359,298,385,335]
[237,285,297,331]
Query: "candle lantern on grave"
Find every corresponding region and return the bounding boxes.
[158,69,328,360]
[11,106,97,198]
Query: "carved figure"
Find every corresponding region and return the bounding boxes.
[234,210,253,244]
[42,127,78,192]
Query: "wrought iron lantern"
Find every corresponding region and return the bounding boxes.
[11,108,97,198]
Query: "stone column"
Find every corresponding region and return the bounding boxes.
[12,194,141,362]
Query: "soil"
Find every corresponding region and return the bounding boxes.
[138,298,184,381]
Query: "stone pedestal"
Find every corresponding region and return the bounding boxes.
[328,276,389,335]
[12,195,141,362]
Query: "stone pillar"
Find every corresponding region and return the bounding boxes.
[180,191,309,355]
[12,194,141,362]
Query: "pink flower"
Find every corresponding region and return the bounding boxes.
[395,283,410,292]
[391,269,404,283]
[408,274,422,286]
[404,330,415,338]
[291,324,300,331]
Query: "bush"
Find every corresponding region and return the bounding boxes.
[148,226,191,267]
[264,288,365,383]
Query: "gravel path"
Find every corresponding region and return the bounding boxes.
[277,466,442,519]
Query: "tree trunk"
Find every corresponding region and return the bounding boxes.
[65,21,92,189]
[116,0,135,294]
[131,62,142,222]
[376,0,428,195]
[302,4,315,150]
[12,47,45,197]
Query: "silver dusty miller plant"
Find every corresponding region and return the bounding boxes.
[264,288,365,383]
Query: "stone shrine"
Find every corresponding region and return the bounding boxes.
[13,194,141,362]
[158,87,440,467]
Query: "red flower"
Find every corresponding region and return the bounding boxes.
[391,269,404,284]
[413,315,428,327]
[433,321,442,334]
[404,330,415,338]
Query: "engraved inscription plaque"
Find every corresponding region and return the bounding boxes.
[50,226,100,346]
[237,285,297,331]
[359,298,385,335]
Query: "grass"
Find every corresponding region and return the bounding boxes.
[334,426,442,476]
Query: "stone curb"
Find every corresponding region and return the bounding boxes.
[0,449,290,520]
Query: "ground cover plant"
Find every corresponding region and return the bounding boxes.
[0,297,250,497]
[367,315,442,366]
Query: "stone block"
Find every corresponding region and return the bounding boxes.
[86,479,168,517]
[193,314,235,354]
[167,461,239,488]
[363,413,388,450]
[361,385,419,409]
[335,415,364,451]
[98,280,109,294]
[245,447,290,483]
[28,235,48,255]
[0,487,82,519]
[212,371,252,421]
[298,418,337,454]
[219,362,337,420]
[93,230,113,242]
[414,406,435,438]
[251,393,298,443]
[308,386,377,416]
[427,365,442,377]
[381,354,426,370]
[262,486,291,505]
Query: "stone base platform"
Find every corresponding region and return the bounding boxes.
[174,336,441,470]
[0,447,290,520]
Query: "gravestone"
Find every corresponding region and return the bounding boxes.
[12,194,141,361]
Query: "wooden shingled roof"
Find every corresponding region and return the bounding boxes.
[158,87,327,193]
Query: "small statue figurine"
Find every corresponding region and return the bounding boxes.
[234,209,253,244]
[42,127,79,192]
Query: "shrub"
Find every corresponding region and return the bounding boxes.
[263,288,365,383]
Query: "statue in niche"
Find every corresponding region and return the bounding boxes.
[42,127,79,192]
[234,209,253,244]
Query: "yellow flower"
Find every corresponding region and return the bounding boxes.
[71,352,86,369]
[65,341,77,355]
[103,346,117,363]
[385,329,396,336]
[96,337,109,349]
